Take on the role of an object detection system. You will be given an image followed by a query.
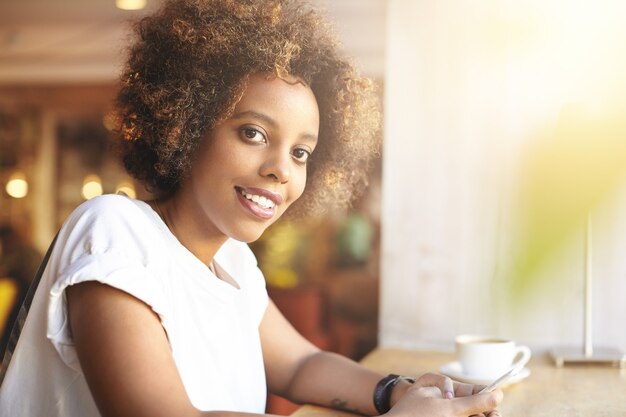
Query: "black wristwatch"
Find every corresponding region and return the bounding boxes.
[372,374,415,414]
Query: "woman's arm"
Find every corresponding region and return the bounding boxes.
[67,281,202,417]
[259,300,503,416]
[259,300,381,414]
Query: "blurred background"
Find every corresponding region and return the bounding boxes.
[2,0,626,413]
[382,0,626,353]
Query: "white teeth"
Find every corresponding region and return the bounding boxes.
[241,190,275,209]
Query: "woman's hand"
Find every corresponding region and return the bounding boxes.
[389,373,503,417]
[387,385,502,417]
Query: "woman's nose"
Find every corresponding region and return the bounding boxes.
[259,151,290,184]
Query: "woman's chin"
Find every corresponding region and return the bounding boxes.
[227,227,267,244]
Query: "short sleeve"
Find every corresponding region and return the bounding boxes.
[45,195,170,370]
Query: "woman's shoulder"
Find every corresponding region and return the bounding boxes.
[71,193,144,219]
[63,194,151,230]
[58,194,160,254]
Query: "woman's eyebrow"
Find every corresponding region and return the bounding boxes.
[300,133,318,145]
[232,110,318,144]
[232,110,277,128]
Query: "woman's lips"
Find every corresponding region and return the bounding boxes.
[237,186,283,206]
[235,187,279,220]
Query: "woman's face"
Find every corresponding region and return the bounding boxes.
[187,73,319,242]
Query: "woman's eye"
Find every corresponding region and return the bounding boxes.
[292,148,311,163]
[240,127,266,143]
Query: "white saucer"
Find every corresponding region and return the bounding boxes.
[439,361,530,386]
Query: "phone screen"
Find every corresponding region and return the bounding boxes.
[477,365,523,394]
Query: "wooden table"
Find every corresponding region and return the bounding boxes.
[292,348,626,417]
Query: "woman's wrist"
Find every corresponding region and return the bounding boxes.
[389,377,414,408]
[373,374,415,414]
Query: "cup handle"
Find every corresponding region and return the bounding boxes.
[511,346,532,369]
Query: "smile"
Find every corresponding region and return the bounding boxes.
[235,186,283,220]
[240,190,275,209]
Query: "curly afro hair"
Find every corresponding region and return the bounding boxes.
[115,0,381,216]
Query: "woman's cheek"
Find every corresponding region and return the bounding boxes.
[292,177,308,202]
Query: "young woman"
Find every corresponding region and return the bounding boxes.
[0,1,502,416]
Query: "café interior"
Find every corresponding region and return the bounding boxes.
[1,0,625,415]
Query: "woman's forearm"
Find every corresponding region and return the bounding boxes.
[282,351,387,416]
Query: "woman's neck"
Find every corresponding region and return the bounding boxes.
[154,190,228,266]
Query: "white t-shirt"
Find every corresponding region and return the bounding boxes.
[0,194,269,417]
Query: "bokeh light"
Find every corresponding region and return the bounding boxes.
[5,172,28,199]
[115,0,146,11]
[82,174,103,200]
[115,181,136,199]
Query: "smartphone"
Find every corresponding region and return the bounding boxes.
[477,364,523,394]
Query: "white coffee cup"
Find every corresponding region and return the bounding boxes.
[455,334,531,379]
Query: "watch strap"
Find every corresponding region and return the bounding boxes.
[372,374,415,414]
